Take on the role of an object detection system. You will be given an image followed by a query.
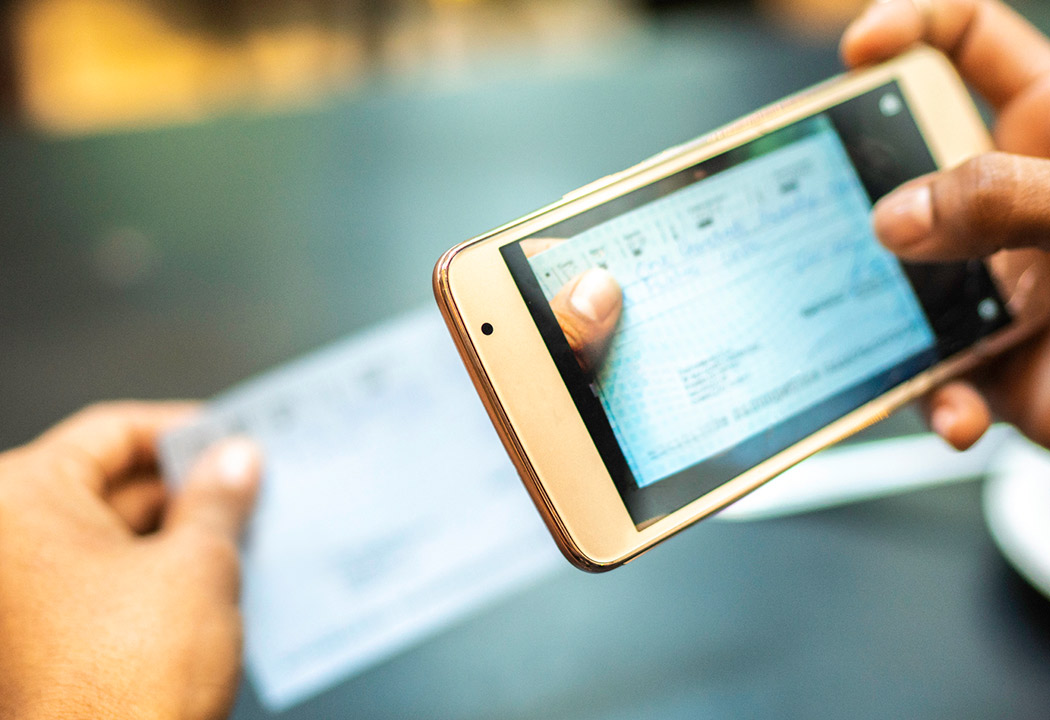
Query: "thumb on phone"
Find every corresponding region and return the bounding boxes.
[550,268,623,374]
[872,152,1050,260]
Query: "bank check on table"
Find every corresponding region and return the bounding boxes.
[160,310,562,710]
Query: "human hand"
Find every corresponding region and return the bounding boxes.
[0,402,261,720]
[842,0,1050,450]
[522,238,623,373]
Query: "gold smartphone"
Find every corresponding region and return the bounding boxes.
[434,47,1050,572]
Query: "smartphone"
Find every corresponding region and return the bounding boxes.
[434,47,1050,572]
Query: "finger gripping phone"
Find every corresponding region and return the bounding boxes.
[433,47,1050,572]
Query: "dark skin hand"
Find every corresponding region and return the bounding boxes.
[562,0,1050,452]
[845,0,1050,450]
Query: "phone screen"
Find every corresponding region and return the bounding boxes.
[501,81,1009,527]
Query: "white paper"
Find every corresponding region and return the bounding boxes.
[717,424,1013,522]
[160,308,561,711]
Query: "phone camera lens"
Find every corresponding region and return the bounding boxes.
[977,298,999,322]
[879,93,903,117]
[481,323,494,335]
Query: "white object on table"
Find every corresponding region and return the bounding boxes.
[718,424,1015,522]
[984,434,1050,599]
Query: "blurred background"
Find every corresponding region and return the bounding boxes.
[0,0,918,442]
[0,0,869,135]
[2,0,1050,718]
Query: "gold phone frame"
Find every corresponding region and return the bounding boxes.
[434,47,1050,572]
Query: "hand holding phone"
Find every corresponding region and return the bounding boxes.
[436,44,1050,571]
[844,0,1050,451]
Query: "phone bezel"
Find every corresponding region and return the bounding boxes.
[434,47,1043,571]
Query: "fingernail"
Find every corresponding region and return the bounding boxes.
[569,268,621,323]
[214,437,260,489]
[930,406,957,439]
[842,0,900,49]
[872,184,933,249]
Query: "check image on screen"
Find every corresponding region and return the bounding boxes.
[525,115,935,491]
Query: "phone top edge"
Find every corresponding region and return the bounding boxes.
[438,47,971,269]
[434,189,593,282]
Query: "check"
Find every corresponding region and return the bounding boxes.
[160,309,561,710]
[527,116,935,488]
